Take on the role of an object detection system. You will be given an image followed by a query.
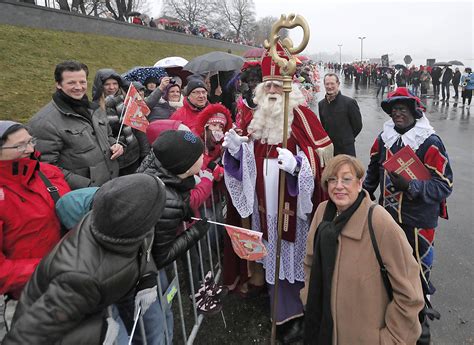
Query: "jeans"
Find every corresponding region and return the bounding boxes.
[411,84,419,97]
[433,83,440,97]
[441,83,450,100]
[112,305,132,345]
[376,85,386,97]
[131,270,174,345]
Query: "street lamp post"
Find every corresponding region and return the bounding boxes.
[338,44,343,65]
[358,36,366,62]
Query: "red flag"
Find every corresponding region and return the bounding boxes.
[225,225,267,261]
[123,84,150,133]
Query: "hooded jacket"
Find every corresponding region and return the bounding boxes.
[92,69,149,170]
[0,157,70,300]
[170,97,209,134]
[4,174,165,345]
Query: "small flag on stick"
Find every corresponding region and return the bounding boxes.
[225,225,267,261]
[122,83,150,133]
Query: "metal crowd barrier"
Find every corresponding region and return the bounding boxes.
[152,191,226,345]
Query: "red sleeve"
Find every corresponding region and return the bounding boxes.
[41,163,72,196]
[189,178,213,211]
[0,219,41,296]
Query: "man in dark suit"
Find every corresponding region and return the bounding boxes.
[318,73,363,156]
[441,66,453,102]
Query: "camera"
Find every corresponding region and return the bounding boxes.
[169,79,176,85]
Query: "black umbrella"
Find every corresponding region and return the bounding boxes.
[183,51,245,74]
[393,64,407,70]
[433,62,452,67]
[448,60,464,66]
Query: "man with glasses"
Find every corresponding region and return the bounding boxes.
[0,121,70,335]
[170,75,209,134]
[363,87,453,344]
[28,60,123,190]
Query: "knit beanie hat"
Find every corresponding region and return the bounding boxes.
[0,121,22,139]
[152,130,204,175]
[185,76,207,96]
[144,76,160,87]
[91,173,166,242]
[163,83,181,101]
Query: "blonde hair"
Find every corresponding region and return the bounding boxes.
[321,154,365,191]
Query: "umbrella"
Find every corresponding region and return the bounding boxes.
[183,51,245,74]
[393,64,407,70]
[433,62,452,67]
[154,56,188,68]
[448,60,464,66]
[243,47,266,61]
[122,66,168,85]
[158,18,169,24]
[296,55,309,62]
[126,11,141,17]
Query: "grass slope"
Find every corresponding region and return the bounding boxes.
[0,24,242,122]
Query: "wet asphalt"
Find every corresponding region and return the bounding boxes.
[328,74,474,345]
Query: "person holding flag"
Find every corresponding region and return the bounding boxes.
[223,41,333,343]
[92,69,150,176]
[28,61,123,190]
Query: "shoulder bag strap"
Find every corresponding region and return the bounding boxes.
[368,204,394,301]
[37,170,61,204]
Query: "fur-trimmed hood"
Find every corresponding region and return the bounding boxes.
[195,103,233,137]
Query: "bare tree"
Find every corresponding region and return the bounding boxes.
[162,0,213,27]
[249,16,289,46]
[213,0,255,40]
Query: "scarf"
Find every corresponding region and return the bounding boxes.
[303,191,365,345]
[325,91,339,104]
[53,90,92,122]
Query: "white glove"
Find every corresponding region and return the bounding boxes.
[199,169,214,182]
[134,286,158,317]
[222,129,248,157]
[276,147,298,175]
[102,316,120,345]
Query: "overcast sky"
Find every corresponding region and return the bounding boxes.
[152,0,473,66]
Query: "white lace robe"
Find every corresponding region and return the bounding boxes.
[224,141,314,284]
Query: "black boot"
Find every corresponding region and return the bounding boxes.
[281,317,304,344]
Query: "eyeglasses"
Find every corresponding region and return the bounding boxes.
[327,176,355,186]
[1,137,37,152]
[190,90,207,96]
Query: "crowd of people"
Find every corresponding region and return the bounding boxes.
[129,15,257,47]
[1,41,455,345]
[323,62,473,107]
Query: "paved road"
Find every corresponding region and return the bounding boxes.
[333,75,474,345]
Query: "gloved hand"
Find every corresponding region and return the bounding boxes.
[276,147,298,174]
[134,285,158,317]
[193,218,210,237]
[388,172,409,192]
[223,129,248,156]
[199,169,214,182]
[212,165,225,181]
[102,314,120,345]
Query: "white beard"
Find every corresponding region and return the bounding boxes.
[248,83,305,145]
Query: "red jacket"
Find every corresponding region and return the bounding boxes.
[170,97,208,134]
[0,157,70,299]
